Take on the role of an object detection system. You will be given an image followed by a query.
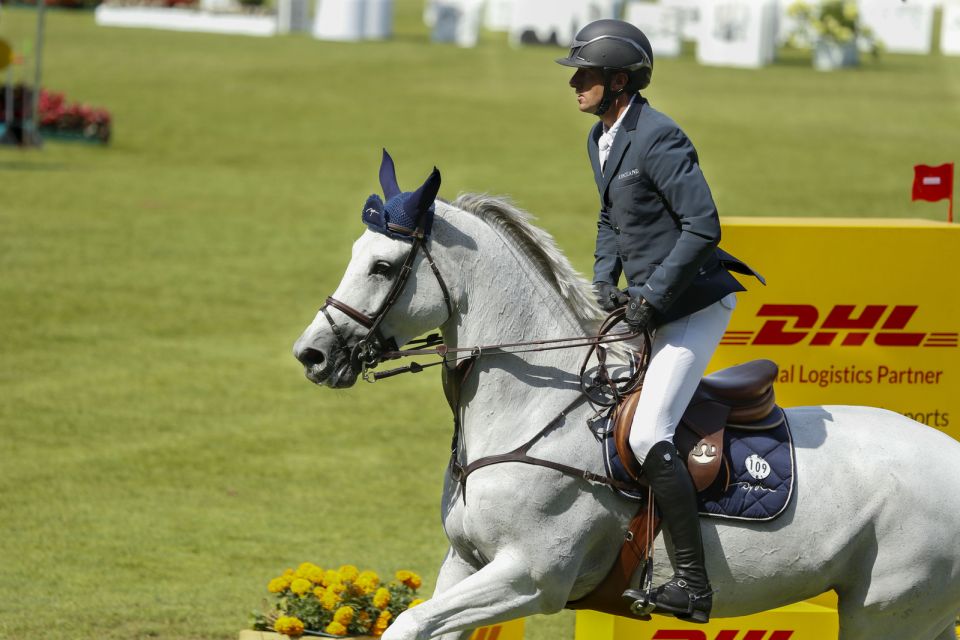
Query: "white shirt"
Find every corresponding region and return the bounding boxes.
[599,94,637,171]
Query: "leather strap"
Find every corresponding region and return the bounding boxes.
[566,506,660,618]
[325,296,375,328]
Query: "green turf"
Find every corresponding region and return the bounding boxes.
[0,3,958,639]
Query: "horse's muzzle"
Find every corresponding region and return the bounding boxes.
[295,345,358,388]
[326,357,359,388]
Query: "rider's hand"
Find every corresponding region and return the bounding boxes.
[625,296,659,333]
[594,282,630,312]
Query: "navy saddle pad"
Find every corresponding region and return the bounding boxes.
[601,411,795,522]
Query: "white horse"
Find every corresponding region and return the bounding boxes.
[293,175,960,640]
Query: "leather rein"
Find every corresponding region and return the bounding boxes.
[319,222,651,497]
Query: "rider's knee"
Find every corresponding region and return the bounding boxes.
[630,434,671,465]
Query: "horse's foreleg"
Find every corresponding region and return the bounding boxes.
[382,549,571,640]
[428,546,479,640]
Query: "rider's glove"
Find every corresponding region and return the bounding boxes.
[625,296,659,334]
[593,282,630,313]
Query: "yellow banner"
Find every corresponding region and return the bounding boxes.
[574,218,959,640]
[714,218,959,440]
[576,591,839,639]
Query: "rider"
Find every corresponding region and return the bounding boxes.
[557,19,762,623]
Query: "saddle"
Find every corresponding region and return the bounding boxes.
[615,358,784,494]
[568,358,785,619]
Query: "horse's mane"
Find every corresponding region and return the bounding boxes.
[451,193,604,327]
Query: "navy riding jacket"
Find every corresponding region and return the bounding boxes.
[589,96,762,323]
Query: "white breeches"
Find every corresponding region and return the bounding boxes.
[628,293,736,465]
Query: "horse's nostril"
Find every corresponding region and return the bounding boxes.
[297,347,326,368]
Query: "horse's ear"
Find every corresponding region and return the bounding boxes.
[411,167,441,217]
[379,149,402,201]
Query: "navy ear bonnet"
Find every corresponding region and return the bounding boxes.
[362,149,441,241]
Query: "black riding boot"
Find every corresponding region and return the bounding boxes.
[629,440,713,623]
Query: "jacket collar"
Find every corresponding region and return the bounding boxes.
[589,122,603,187]
[599,95,645,194]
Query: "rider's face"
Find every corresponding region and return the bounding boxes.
[569,67,605,114]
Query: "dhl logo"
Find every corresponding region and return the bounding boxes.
[651,631,794,640]
[722,304,958,348]
[471,625,504,640]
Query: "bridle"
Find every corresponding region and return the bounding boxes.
[320,221,454,374]
[315,204,653,506]
[318,214,646,404]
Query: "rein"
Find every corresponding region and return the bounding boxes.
[319,216,650,498]
[369,308,645,388]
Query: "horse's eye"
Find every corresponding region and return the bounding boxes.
[370,260,393,277]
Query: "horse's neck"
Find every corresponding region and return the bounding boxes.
[434,207,597,458]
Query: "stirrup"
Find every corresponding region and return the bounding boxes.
[622,588,655,617]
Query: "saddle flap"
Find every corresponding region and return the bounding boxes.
[614,391,643,482]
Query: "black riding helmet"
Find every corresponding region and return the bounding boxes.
[556,19,654,116]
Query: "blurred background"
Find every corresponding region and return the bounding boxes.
[0,1,957,638]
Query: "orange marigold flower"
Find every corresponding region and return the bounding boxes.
[373,587,391,609]
[354,570,380,595]
[372,610,393,637]
[333,605,354,626]
[296,562,319,579]
[320,588,341,611]
[267,578,288,593]
[322,569,342,587]
[325,621,348,636]
[290,578,312,596]
[274,615,305,637]
[338,564,360,582]
[305,565,326,584]
[408,598,426,608]
[396,570,422,590]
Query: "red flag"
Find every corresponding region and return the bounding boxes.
[912,163,954,202]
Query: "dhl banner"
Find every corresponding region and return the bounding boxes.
[714,218,959,439]
[575,591,839,640]
[575,218,958,640]
[470,618,524,640]
[239,619,524,640]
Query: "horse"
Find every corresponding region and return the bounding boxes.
[293,157,960,640]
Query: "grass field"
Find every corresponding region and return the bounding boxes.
[1,2,958,639]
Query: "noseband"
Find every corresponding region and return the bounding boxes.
[321,226,453,372]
